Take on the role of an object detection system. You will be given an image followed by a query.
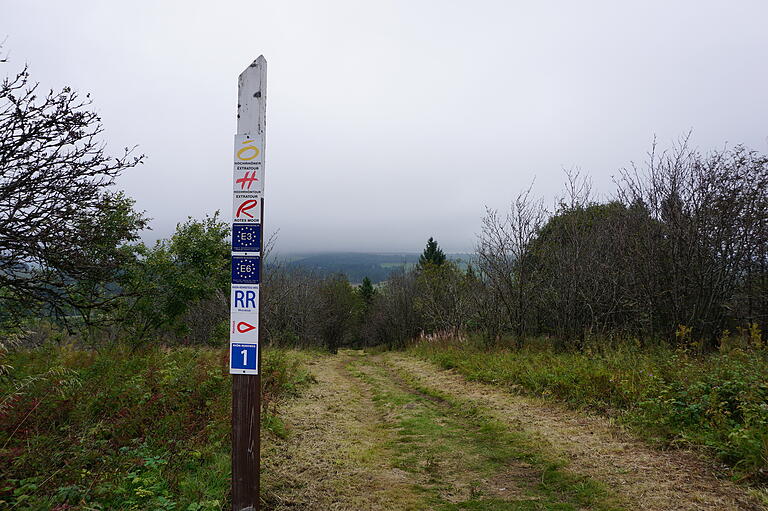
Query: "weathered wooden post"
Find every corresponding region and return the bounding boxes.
[230,56,266,511]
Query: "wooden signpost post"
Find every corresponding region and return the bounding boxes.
[231,56,266,511]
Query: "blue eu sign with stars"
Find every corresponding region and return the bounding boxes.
[232,224,261,252]
[232,255,260,284]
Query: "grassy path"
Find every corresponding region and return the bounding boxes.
[262,353,423,510]
[387,353,766,511]
[262,351,765,510]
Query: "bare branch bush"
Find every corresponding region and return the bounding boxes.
[616,138,768,345]
[477,184,546,344]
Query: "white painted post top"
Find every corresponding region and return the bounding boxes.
[237,56,267,136]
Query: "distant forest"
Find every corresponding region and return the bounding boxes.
[279,252,474,284]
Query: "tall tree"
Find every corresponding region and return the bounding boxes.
[418,237,446,269]
[0,65,146,323]
[358,276,376,304]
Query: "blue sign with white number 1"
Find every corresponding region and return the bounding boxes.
[230,342,258,374]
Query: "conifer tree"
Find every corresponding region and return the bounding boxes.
[418,237,446,269]
[359,276,376,304]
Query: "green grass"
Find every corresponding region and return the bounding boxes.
[409,339,768,483]
[0,344,313,510]
[347,355,624,510]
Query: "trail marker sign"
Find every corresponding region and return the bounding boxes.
[231,255,261,284]
[234,197,260,222]
[231,343,258,372]
[231,284,259,313]
[230,55,266,511]
[232,224,261,252]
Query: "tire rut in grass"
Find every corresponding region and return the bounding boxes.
[348,353,625,511]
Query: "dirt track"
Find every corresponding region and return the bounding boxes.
[262,351,766,511]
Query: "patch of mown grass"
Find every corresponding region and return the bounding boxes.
[348,355,624,511]
[393,363,623,510]
[409,340,768,483]
[0,344,313,510]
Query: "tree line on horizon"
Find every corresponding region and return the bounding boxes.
[2,61,768,352]
[261,139,768,352]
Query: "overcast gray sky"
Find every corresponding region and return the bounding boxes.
[4,1,768,252]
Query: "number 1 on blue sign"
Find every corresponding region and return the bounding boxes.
[230,342,258,374]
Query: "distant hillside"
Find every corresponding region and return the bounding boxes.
[276,252,475,284]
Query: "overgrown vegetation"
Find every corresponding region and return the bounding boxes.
[475,142,768,347]
[410,337,768,482]
[0,343,313,510]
